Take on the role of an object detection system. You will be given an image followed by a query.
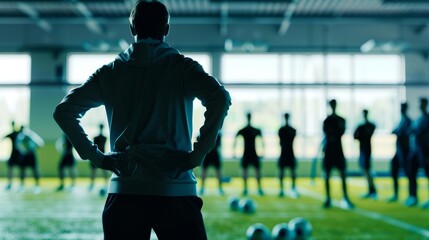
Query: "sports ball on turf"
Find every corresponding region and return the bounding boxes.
[239,198,256,214]
[271,222,296,240]
[246,223,271,240]
[228,196,240,211]
[288,217,312,240]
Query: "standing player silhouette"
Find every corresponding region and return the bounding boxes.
[89,123,109,194]
[322,99,354,209]
[199,133,224,195]
[233,112,265,196]
[16,126,44,193]
[56,134,77,191]
[4,121,23,190]
[354,109,377,199]
[388,102,412,202]
[412,98,429,208]
[278,113,298,198]
[53,1,231,238]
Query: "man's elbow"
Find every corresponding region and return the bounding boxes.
[52,103,66,123]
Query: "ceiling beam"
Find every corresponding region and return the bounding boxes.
[278,1,297,35]
[72,0,104,34]
[17,2,52,32]
[220,3,228,35]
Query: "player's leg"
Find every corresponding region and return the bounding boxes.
[323,168,332,208]
[405,153,418,207]
[255,163,264,196]
[102,194,152,239]
[339,169,354,209]
[199,167,207,195]
[153,196,207,240]
[215,167,224,195]
[69,164,77,189]
[57,162,65,191]
[279,166,285,197]
[242,166,248,196]
[290,167,299,198]
[6,163,13,190]
[388,154,399,202]
[421,151,429,209]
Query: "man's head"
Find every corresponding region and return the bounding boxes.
[284,113,290,123]
[362,109,369,120]
[400,102,408,114]
[246,112,252,124]
[328,99,337,113]
[129,0,170,40]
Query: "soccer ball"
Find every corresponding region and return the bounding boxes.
[271,223,296,240]
[288,217,312,240]
[246,223,271,240]
[228,196,240,211]
[239,198,256,214]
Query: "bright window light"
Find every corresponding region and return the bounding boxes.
[67,54,116,84]
[221,54,279,83]
[0,54,31,84]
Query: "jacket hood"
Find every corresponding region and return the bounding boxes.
[116,41,176,67]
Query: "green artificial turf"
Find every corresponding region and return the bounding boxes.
[0,177,427,240]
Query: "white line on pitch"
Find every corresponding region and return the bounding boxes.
[298,187,429,239]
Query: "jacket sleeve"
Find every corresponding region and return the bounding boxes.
[52,67,107,167]
[183,58,231,168]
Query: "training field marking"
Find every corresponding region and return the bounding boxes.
[298,187,429,239]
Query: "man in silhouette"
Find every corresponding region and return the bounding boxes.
[278,113,298,198]
[16,126,44,193]
[388,102,412,202]
[410,98,429,208]
[89,123,109,194]
[4,121,22,190]
[233,112,265,196]
[56,134,77,191]
[53,1,231,239]
[354,109,377,199]
[199,133,224,195]
[322,99,353,209]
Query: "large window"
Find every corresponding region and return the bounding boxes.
[0,54,31,160]
[67,53,117,84]
[221,53,404,161]
[0,54,31,84]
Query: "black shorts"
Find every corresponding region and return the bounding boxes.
[323,153,346,171]
[278,153,296,169]
[241,154,260,169]
[20,153,37,168]
[59,153,75,168]
[202,151,221,169]
[102,194,207,240]
[7,151,22,167]
[358,150,372,170]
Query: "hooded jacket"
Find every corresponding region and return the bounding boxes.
[53,40,231,196]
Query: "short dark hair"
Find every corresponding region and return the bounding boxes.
[129,0,169,39]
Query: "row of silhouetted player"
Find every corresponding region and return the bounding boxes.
[2,98,429,209]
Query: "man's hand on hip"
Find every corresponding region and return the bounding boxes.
[100,152,136,177]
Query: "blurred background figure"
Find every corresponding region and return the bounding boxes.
[388,102,412,202]
[89,123,109,195]
[234,112,265,196]
[3,121,23,191]
[322,99,353,209]
[199,133,224,195]
[16,126,44,193]
[56,135,77,191]
[278,113,298,198]
[354,109,377,199]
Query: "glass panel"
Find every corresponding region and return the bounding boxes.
[292,54,324,83]
[221,54,279,83]
[326,55,352,83]
[354,55,403,83]
[67,54,116,84]
[280,55,293,83]
[0,54,31,84]
[184,53,212,75]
